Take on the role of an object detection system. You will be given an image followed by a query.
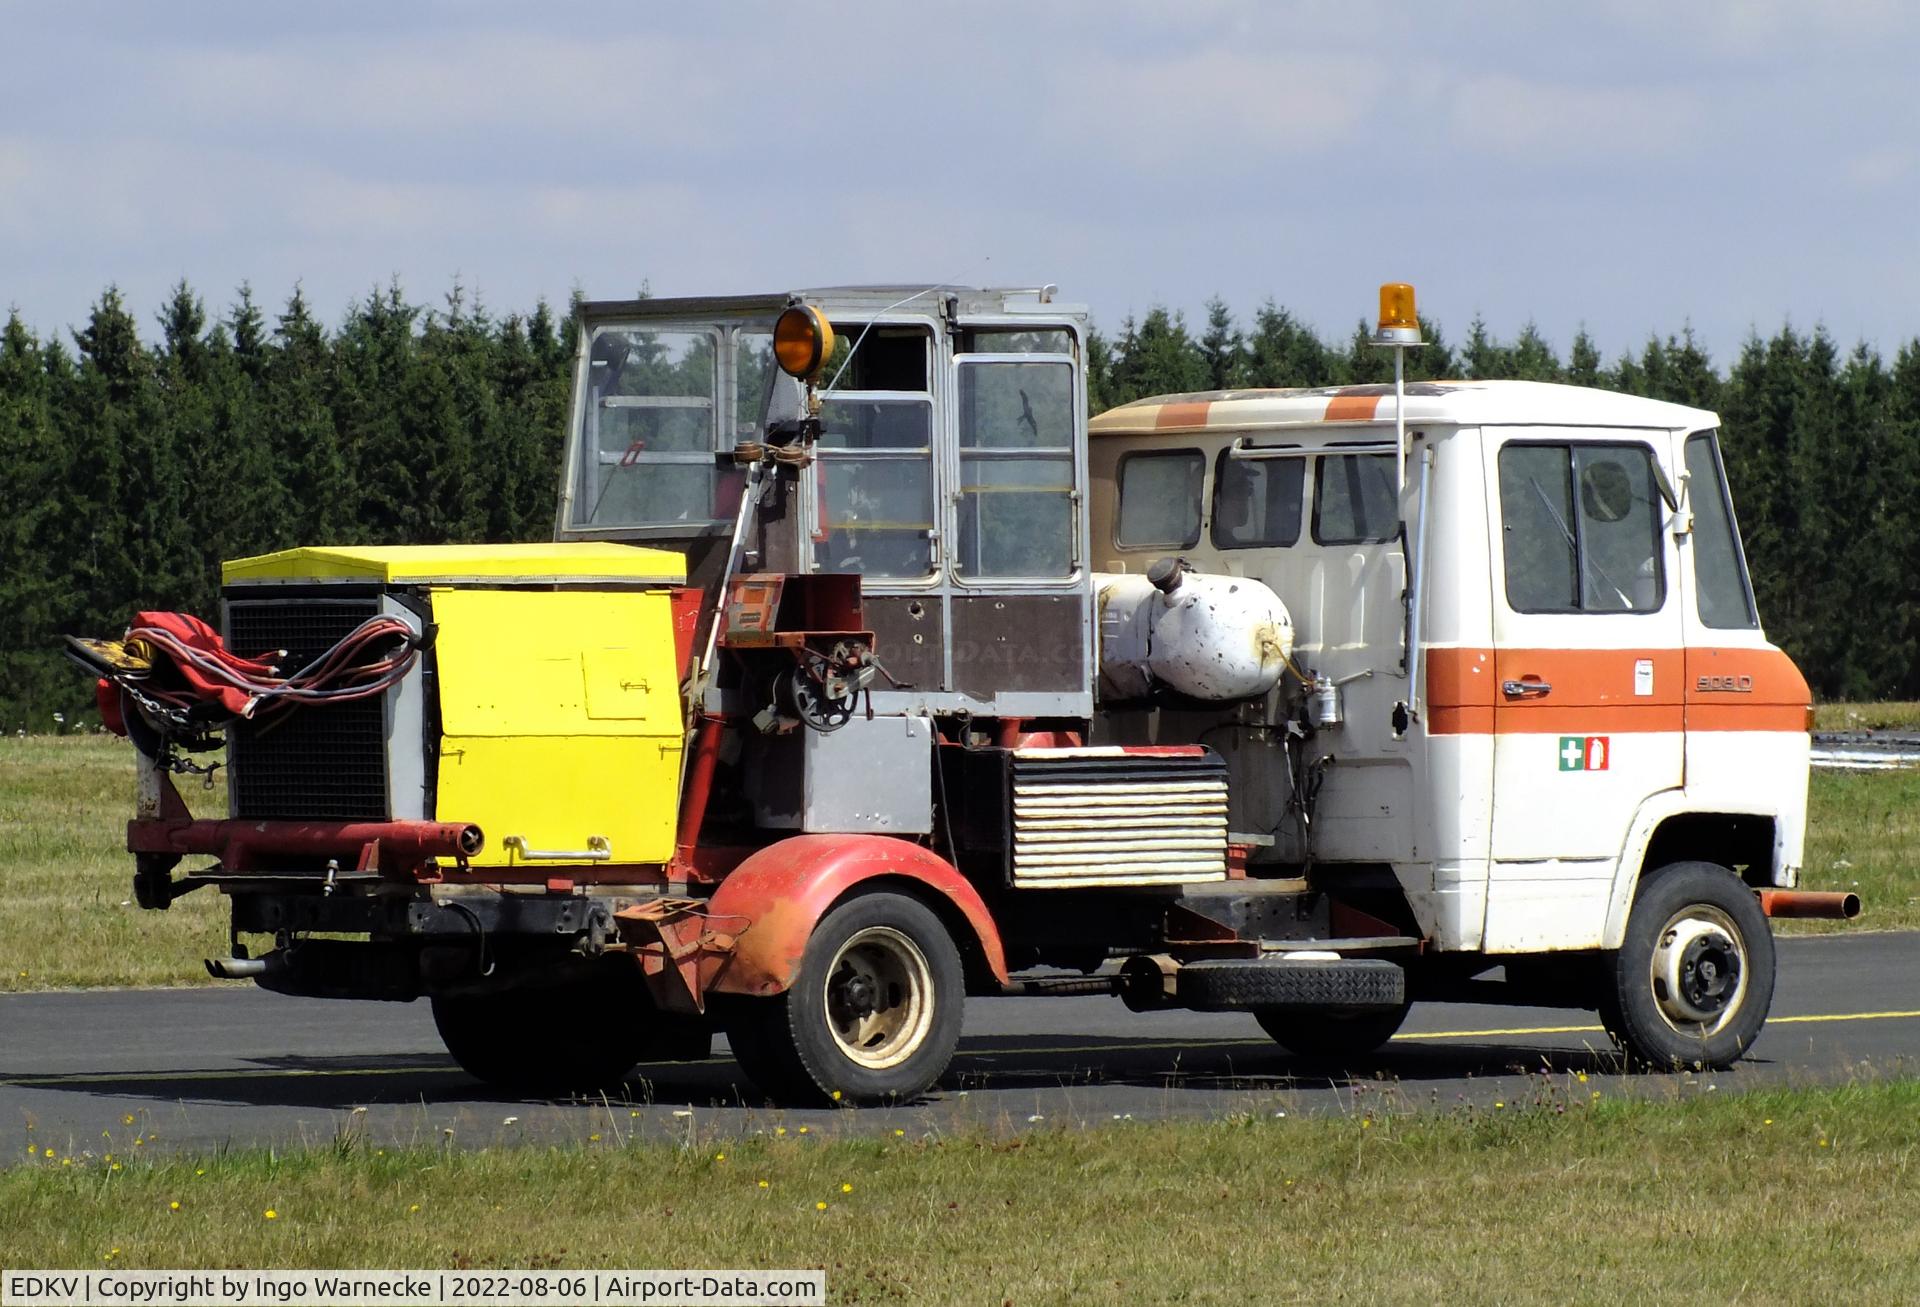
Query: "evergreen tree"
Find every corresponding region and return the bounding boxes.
[1199,297,1246,391]
[1508,323,1562,381]
[1567,329,1603,388]
[0,314,66,727]
[268,286,352,543]
[1244,301,1334,388]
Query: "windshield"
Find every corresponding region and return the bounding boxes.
[573,324,777,531]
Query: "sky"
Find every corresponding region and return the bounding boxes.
[5,1,1919,367]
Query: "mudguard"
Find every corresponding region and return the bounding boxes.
[705,834,1009,997]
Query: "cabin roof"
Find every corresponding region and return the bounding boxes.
[1089,380,1717,437]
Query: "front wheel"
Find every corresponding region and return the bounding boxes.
[724,891,964,1106]
[1601,860,1775,1070]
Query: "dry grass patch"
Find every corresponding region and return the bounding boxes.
[5,1080,1920,1302]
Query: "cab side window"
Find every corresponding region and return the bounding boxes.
[1116,450,1204,549]
[1212,450,1304,549]
[814,327,936,579]
[1685,431,1760,629]
[1498,442,1665,614]
[1312,453,1398,545]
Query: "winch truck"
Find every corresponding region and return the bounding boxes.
[74,282,1851,1104]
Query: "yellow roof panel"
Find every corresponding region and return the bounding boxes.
[222,542,686,585]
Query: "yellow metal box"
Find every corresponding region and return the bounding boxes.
[431,588,684,868]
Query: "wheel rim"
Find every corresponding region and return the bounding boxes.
[822,926,935,1071]
[1648,904,1748,1038]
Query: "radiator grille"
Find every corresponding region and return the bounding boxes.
[1009,748,1228,888]
[226,598,390,821]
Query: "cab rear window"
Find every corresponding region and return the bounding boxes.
[1116,450,1203,549]
[1212,450,1304,549]
[1312,453,1397,545]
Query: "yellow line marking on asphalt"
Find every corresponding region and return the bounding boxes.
[1395,1023,1601,1041]
[1771,1008,1920,1024]
[5,1010,1918,1089]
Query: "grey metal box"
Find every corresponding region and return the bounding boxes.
[748,714,933,835]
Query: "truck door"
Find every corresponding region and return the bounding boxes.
[943,325,1093,718]
[1481,428,1685,950]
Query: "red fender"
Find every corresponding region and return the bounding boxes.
[704,834,1009,997]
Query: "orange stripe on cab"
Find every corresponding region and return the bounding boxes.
[1155,400,1211,429]
[1323,394,1382,421]
[1425,646,1810,735]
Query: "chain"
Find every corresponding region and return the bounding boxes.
[166,753,223,790]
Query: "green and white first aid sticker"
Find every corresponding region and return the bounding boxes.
[1558,736,1611,771]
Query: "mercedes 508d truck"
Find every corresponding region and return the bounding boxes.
[73,282,1846,1103]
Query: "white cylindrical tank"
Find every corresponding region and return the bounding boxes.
[1095,564,1293,702]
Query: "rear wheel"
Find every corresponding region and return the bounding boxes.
[432,966,711,1094]
[1255,1000,1412,1061]
[724,891,963,1106]
[1601,860,1774,1070]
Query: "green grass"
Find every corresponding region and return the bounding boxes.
[7,1080,1920,1301]
[1815,701,1920,732]
[1799,765,1920,932]
[0,727,1911,994]
[0,735,229,990]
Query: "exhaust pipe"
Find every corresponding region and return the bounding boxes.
[1757,889,1861,920]
[205,955,273,979]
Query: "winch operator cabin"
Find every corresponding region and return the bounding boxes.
[71,282,1850,1104]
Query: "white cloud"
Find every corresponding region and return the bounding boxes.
[144,30,733,138]
[1844,147,1913,192]
[1447,75,1705,160]
[1044,49,1379,162]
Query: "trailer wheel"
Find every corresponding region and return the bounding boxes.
[724,891,963,1106]
[1601,860,1775,1070]
[432,968,711,1094]
[1255,1000,1412,1061]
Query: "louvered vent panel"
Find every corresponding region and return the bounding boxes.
[1009,748,1228,888]
[226,598,390,821]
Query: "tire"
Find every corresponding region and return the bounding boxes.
[1255,999,1412,1061]
[433,966,711,1093]
[1601,860,1775,1070]
[1175,957,1406,1011]
[724,891,964,1106]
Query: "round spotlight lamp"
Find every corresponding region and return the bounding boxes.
[774,304,836,379]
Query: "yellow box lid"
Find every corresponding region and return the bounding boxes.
[222,542,687,586]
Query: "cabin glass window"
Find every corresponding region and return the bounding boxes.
[955,361,1076,578]
[1212,449,1304,548]
[813,326,935,579]
[734,329,775,440]
[1499,442,1665,614]
[1685,431,1759,629]
[1116,450,1203,549]
[958,328,1075,355]
[1312,453,1399,545]
[576,327,721,529]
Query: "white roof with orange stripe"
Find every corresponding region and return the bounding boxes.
[1088,380,1717,437]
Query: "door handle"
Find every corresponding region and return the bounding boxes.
[1502,678,1552,699]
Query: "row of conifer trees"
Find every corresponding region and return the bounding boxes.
[1,282,1912,727]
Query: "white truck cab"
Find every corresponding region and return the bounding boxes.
[1088,375,1817,1067]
